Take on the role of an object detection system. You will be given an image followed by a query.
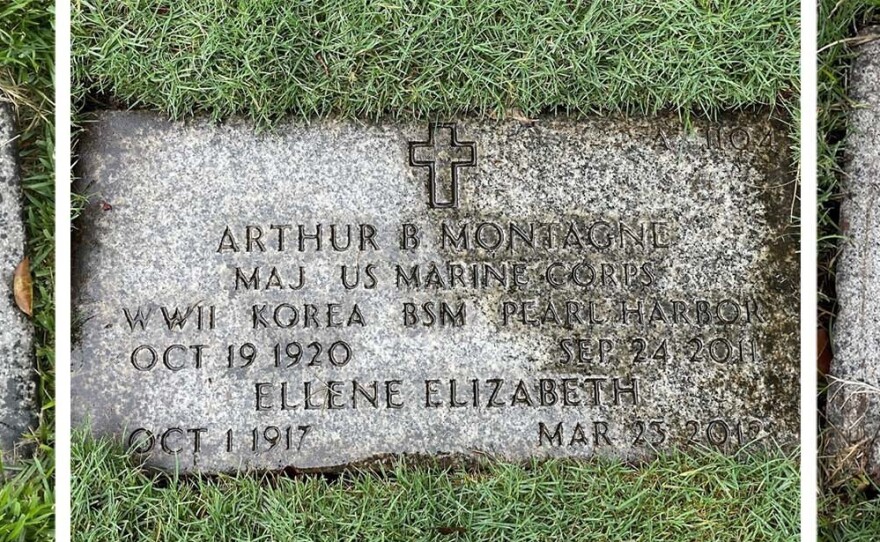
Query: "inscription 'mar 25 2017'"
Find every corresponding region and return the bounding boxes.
[72,113,798,472]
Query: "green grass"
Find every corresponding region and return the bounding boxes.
[71,2,801,540]
[820,492,880,541]
[72,433,799,542]
[73,0,798,124]
[0,0,55,540]
[817,1,880,541]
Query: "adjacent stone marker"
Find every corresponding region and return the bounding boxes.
[0,105,36,457]
[73,111,798,473]
[829,33,880,480]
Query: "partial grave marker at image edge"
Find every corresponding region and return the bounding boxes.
[0,104,37,460]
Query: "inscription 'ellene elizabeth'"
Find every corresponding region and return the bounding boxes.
[72,113,798,472]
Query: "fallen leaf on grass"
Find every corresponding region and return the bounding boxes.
[13,257,32,317]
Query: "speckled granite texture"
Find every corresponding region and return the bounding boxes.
[829,32,880,480]
[73,111,798,473]
[0,105,35,458]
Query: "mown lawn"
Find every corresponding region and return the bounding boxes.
[73,433,799,542]
[73,0,798,122]
[72,1,800,541]
[0,0,55,540]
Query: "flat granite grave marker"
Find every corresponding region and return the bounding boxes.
[72,111,798,472]
[829,32,880,480]
[0,105,36,458]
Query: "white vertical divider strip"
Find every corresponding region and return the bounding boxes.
[801,0,818,540]
[55,0,72,539]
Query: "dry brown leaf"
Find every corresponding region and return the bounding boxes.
[13,257,33,317]
[818,326,832,376]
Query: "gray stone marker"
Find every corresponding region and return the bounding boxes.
[829,33,880,480]
[0,105,36,458]
[73,111,798,473]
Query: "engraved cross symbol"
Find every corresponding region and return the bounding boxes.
[409,123,476,209]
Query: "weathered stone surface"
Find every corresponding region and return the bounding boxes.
[72,111,798,473]
[0,105,36,458]
[828,32,880,480]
